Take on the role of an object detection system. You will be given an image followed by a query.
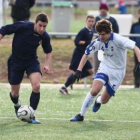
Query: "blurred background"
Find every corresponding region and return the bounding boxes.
[0,0,140,85]
[1,0,140,32]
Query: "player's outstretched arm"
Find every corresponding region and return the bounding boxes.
[43,53,52,74]
[77,54,89,71]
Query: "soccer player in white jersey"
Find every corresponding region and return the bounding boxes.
[70,19,140,121]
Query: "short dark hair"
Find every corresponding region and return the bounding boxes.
[95,19,112,33]
[35,13,48,23]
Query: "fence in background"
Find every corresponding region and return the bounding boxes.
[49,32,140,38]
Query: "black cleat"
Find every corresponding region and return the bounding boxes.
[70,114,84,122]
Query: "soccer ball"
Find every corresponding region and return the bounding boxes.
[17,105,35,121]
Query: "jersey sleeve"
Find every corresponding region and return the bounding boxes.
[0,21,28,36]
[42,33,52,54]
[85,40,99,56]
[116,34,135,50]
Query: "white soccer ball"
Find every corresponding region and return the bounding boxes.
[17,105,35,121]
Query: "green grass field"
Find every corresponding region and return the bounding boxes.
[0,85,140,140]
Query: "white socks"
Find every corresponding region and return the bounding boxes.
[80,92,95,116]
[96,95,102,104]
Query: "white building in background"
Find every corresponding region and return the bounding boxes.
[0,0,2,27]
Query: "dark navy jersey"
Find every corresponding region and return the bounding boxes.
[130,19,140,49]
[0,21,52,61]
[74,27,94,54]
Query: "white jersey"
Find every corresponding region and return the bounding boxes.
[85,33,135,69]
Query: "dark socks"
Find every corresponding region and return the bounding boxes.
[30,91,40,110]
[65,74,75,87]
[9,92,19,104]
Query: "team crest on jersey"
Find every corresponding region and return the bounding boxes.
[112,84,116,90]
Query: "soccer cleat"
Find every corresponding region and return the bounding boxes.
[28,117,41,124]
[70,114,84,122]
[14,106,21,116]
[92,95,101,112]
[59,87,69,95]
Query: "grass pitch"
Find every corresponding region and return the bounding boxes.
[0,85,140,140]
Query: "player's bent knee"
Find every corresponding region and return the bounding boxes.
[90,90,99,96]
[32,83,40,91]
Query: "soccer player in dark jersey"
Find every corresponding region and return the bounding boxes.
[59,15,95,94]
[0,13,52,124]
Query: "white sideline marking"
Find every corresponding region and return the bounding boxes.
[0,83,134,89]
[0,117,140,123]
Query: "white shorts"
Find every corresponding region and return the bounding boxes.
[93,63,126,96]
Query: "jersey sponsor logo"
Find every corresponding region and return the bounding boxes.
[103,53,113,57]
[100,43,115,57]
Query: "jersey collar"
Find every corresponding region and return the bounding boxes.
[97,33,114,41]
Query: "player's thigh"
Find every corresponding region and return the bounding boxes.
[8,70,24,85]
[29,72,41,92]
[26,59,42,83]
[29,72,41,86]
[26,60,42,90]
[101,88,112,104]
[8,58,24,85]
[90,80,103,96]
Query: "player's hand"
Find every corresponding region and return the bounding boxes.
[73,70,82,82]
[43,66,50,74]
[135,62,140,72]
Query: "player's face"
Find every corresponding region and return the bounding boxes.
[100,9,108,16]
[98,31,110,42]
[86,18,95,29]
[34,21,47,34]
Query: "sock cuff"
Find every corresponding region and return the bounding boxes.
[96,95,102,104]
[31,91,40,97]
[88,92,95,98]
[10,92,19,98]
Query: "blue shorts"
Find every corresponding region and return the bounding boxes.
[7,57,41,85]
[94,73,115,96]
